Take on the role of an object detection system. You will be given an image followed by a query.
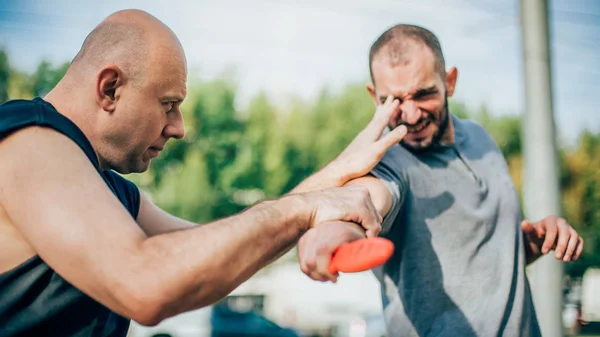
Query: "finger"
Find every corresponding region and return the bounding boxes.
[300,260,309,275]
[352,187,382,234]
[541,218,558,255]
[520,219,536,235]
[563,229,579,262]
[573,237,584,261]
[308,270,331,282]
[375,125,408,153]
[315,253,338,282]
[554,218,570,259]
[370,96,400,134]
[366,226,381,238]
[301,242,318,276]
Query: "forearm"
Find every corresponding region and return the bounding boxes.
[290,162,347,194]
[137,195,309,321]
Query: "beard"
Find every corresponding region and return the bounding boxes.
[396,95,450,154]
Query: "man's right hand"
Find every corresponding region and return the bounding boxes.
[291,95,407,194]
[301,185,382,237]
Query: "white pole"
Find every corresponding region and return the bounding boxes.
[520,0,564,336]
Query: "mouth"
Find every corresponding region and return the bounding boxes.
[405,120,431,134]
[148,146,163,158]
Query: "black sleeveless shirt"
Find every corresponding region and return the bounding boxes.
[0,98,140,337]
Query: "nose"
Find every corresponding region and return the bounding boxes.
[163,110,185,140]
[399,100,421,125]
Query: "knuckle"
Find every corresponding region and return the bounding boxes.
[305,258,317,270]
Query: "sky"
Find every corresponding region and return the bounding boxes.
[0,0,598,144]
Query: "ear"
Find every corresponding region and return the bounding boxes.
[445,66,458,98]
[95,65,124,113]
[366,82,379,107]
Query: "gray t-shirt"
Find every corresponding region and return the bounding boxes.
[370,114,541,337]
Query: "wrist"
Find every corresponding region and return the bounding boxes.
[320,162,350,188]
[291,165,347,194]
[277,194,315,233]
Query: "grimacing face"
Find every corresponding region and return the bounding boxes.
[367,43,457,152]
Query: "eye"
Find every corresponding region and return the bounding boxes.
[414,91,437,101]
[162,101,175,111]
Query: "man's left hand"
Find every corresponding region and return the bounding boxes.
[521,216,584,264]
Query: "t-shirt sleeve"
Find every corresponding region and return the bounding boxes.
[370,157,407,236]
[104,171,141,220]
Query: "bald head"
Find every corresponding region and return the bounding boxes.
[46,9,188,174]
[369,24,446,86]
[69,9,185,87]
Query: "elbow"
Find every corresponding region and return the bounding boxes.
[126,297,166,327]
[119,284,172,327]
[130,308,163,327]
[120,278,222,327]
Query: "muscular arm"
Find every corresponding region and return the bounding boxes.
[0,127,311,326]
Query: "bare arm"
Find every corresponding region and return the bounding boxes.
[0,127,380,326]
[142,96,406,237]
[290,96,406,196]
[344,175,393,219]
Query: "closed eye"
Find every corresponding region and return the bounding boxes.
[412,88,438,100]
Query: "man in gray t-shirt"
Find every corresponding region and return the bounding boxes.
[294,24,584,336]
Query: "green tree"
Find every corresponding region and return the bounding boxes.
[0,49,10,104]
[28,60,70,97]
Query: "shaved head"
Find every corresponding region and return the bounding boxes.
[46,9,188,173]
[68,9,184,88]
[369,24,446,86]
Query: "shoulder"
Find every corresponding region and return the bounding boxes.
[370,140,415,200]
[375,139,420,177]
[453,115,502,154]
[455,116,491,140]
[0,99,41,134]
[0,98,39,110]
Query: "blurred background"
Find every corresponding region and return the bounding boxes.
[0,0,598,336]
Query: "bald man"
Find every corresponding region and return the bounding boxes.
[0,10,408,337]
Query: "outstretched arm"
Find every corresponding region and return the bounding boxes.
[0,126,382,326]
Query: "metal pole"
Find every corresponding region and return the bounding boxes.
[520,0,564,336]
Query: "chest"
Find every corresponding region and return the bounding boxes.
[400,144,521,233]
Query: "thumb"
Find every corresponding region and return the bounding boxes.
[376,125,407,152]
[521,219,536,234]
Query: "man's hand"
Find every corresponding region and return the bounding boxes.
[303,185,382,237]
[521,216,584,264]
[298,221,366,283]
[292,95,407,193]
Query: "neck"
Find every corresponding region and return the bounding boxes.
[439,113,455,146]
[43,84,107,170]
